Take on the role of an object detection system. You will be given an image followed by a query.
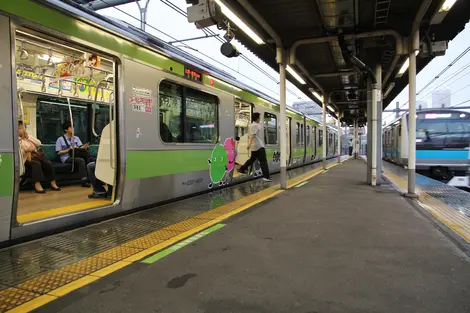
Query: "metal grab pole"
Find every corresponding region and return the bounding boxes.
[278,48,287,189]
[337,112,341,163]
[407,31,419,197]
[322,96,327,169]
[67,97,75,173]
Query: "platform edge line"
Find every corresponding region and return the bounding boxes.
[5,294,56,313]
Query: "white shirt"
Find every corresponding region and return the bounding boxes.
[249,122,265,151]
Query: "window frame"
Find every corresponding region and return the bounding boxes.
[158,79,220,145]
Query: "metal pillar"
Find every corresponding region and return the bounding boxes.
[337,112,341,163]
[371,78,378,185]
[136,0,150,31]
[354,119,359,159]
[322,96,327,169]
[375,64,383,185]
[407,31,419,197]
[277,48,287,189]
[366,78,372,183]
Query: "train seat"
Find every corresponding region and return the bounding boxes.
[20,145,99,189]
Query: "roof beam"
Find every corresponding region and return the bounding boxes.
[314,71,356,78]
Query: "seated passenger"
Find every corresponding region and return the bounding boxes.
[55,121,90,187]
[86,161,111,199]
[18,121,61,193]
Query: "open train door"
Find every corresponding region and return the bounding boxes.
[95,120,116,187]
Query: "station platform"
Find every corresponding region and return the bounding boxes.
[1,158,470,312]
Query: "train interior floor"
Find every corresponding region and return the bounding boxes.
[2,158,470,313]
[17,185,112,223]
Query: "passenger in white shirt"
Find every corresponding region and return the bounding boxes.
[237,113,272,182]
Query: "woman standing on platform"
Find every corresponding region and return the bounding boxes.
[18,121,61,193]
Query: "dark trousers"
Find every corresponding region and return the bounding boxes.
[66,157,88,181]
[25,159,56,183]
[348,146,353,156]
[239,147,270,179]
[86,162,110,195]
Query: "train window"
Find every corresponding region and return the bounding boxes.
[301,124,304,145]
[264,112,278,145]
[319,130,323,147]
[159,81,218,144]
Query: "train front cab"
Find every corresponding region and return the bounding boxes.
[0,19,119,242]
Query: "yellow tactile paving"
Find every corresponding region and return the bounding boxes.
[383,169,470,243]
[4,161,346,313]
[0,287,41,311]
[16,269,84,295]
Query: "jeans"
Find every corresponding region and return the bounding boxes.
[86,162,107,195]
[239,147,270,179]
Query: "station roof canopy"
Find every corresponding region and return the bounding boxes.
[208,0,470,126]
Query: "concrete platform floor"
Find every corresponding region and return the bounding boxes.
[36,159,470,313]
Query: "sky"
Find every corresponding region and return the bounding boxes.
[99,0,470,123]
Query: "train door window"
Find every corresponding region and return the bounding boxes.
[319,130,323,147]
[306,125,310,146]
[295,122,300,145]
[312,126,317,155]
[286,118,291,161]
[233,101,252,170]
[14,28,117,223]
[264,112,278,145]
[301,124,304,146]
[159,81,218,144]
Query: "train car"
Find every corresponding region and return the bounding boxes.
[383,109,470,179]
[0,0,337,244]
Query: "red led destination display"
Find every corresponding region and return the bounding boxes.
[184,67,202,82]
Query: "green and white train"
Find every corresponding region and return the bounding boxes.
[0,0,338,243]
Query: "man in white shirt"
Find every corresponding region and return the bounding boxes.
[237,112,272,182]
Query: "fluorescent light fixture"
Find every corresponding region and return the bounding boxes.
[286,66,306,85]
[383,82,395,99]
[439,0,457,12]
[311,91,323,102]
[397,51,420,76]
[425,113,451,119]
[37,54,62,63]
[213,0,264,45]
[208,76,242,92]
[327,105,335,112]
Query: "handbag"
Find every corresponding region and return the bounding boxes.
[31,147,45,162]
[63,135,89,160]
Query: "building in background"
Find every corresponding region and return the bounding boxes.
[432,90,451,108]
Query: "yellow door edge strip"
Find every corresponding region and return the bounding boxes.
[17,199,112,223]
[5,162,343,313]
[383,168,470,243]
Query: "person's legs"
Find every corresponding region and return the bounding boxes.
[39,160,60,190]
[87,162,107,197]
[257,148,271,180]
[238,150,258,174]
[68,157,90,187]
[25,160,45,193]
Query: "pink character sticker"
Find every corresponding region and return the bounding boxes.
[223,138,236,172]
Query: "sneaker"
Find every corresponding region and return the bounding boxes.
[88,192,107,199]
[262,178,272,182]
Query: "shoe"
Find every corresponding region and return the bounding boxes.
[81,182,91,188]
[262,178,272,182]
[35,189,46,194]
[88,192,107,199]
